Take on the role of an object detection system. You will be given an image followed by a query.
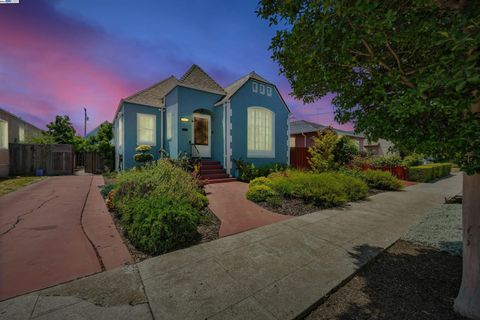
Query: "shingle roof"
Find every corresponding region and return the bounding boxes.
[290,120,364,138]
[179,64,225,94]
[124,76,178,108]
[215,71,270,106]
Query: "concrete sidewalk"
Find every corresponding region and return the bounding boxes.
[0,174,462,320]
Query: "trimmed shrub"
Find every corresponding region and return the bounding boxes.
[361,170,403,190]
[267,170,367,208]
[246,185,278,202]
[249,177,273,188]
[118,195,199,255]
[408,163,452,182]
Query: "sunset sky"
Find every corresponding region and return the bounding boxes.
[0,0,351,134]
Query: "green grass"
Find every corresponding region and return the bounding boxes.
[0,176,43,197]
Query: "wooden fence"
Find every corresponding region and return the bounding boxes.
[290,147,311,169]
[84,152,104,174]
[9,143,74,176]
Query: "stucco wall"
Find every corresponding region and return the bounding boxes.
[229,79,289,176]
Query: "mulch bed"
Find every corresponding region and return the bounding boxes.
[306,240,465,320]
[258,189,385,217]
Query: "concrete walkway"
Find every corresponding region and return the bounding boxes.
[0,174,462,320]
[0,175,132,301]
[205,181,291,237]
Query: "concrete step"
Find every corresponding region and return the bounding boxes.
[201,178,236,184]
[200,168,227,175]
[200,173,230,179]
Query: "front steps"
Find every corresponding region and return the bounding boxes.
[198,160,236,184]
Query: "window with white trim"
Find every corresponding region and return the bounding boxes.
[19,124,25,142]
[289,137,296,148]
[266,87,272,96]
[248,107,274,157]
[252,82,258,93]
[0,120,8,149]
[166,110,173,140]
[118,116,123,149]
[259,84,265,95]
[137,113,156,145]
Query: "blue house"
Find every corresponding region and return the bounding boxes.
[113,65,290,180]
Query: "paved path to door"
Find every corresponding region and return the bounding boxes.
[0,174,462,320]
[205,181,291,237]
[0,175,132,301]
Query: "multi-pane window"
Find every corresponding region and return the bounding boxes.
[266,87,272,96]
[19,124,25,142]
[248,107,274,157]
[166,110,173,140]
[259,84,265,95]
[137,113,156,145]
[0,120,8,149]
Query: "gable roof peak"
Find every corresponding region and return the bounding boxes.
[179,64,225,94]
[123,75,178,108]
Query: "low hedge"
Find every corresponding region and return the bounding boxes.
[247,170,368,208]
[408,163,452,182]
[361,170,403,190]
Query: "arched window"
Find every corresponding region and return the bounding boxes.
[248,107,275,157]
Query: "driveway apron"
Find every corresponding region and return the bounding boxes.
[0,175,132,301]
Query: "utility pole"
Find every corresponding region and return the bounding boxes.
[84,107,88,137]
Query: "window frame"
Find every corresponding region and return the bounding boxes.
[0,120,8,149]
[166,110,173,140]
[266,87,272,96]
[136,113,156,146]
[252,82,258,93]
[18,124,25,143]
[247,106,275,158]
[259,84,265,95]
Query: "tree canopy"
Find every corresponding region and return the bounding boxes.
[46,115,76,145]
[258,0,480,174]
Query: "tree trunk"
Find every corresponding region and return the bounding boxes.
[455,172,480,319]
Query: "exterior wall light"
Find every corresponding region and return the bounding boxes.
[180,117,189,122]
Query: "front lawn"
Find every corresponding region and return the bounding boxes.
[101,159,219,259]
[0,176,43,197]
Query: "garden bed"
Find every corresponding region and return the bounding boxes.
[100,160,220,261]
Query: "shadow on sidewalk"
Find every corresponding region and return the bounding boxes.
[307,240,465,320]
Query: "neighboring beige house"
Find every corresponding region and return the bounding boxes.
[364,138,397,156]
[0,108,43,177]
[289,120,365,150]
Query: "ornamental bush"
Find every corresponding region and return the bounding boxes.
[361,170,403,190]
[134,145,154,165]
[246,185,278,202]
[402,153,425,167]
[249,177,273,188]
[113,159,208,255]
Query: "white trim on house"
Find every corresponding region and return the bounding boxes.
[225,101,233,174]
[0,119,8,149]
[259,84,265,95]
[247,106,275,158]
[252,82,258,93]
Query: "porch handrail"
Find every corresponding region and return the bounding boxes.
[189,141,201,160]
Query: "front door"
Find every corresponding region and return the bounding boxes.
[192,113,211,158]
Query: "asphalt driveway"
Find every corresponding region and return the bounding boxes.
[0,175,132,301]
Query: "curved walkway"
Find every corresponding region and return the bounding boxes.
[205,181,291,237]
[0,175,132,301]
